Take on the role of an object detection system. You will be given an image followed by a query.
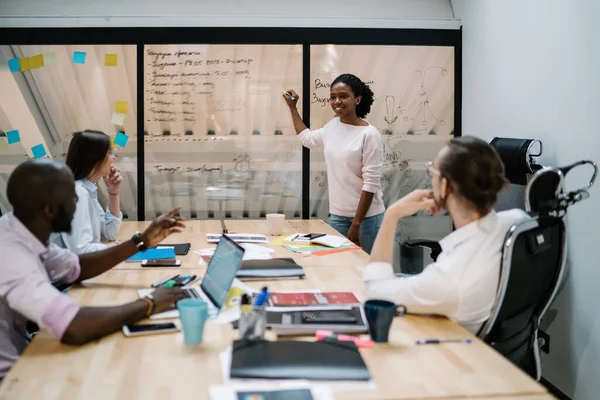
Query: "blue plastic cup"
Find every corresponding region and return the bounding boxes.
[177,299,209,344]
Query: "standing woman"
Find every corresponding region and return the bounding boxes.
[283,74,385,253]
[56,130,123,254]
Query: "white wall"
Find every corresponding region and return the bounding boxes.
[452,0,600,398]
[0,0,459,29]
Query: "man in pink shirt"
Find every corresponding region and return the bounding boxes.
[0,160,187,380]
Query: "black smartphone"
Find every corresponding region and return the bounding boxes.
[300,233,326,240]
[301,310,358,324]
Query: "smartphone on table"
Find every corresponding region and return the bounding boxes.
[141,258,181,267]
[122,322,180,337]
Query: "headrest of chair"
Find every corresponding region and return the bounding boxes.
[525,160,597,217]
[490,138,543,185]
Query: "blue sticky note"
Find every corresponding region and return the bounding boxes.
[72,51,87,64]
[31,144,47,159]
[8,58,20,72]
[126,248,176,262]
[114,131,129,147]
[6,130,21,144]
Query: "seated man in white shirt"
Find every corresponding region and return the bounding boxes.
[364,136,529,334]
[0,160,187,381]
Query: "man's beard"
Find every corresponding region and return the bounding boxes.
[51,205,73,233]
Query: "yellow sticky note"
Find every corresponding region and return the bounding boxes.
[18,57,32,72]
[114,101,128,114]
[30,54,44,69]
[0,138,7,153]
[104,53,118,67]
[110,136,116,147]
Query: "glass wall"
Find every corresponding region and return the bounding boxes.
[143,45,303,220]
[309,45,455,257]
[0,45,138,218]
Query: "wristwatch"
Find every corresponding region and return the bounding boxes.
[131,232,148,252]
[142,293,155,316]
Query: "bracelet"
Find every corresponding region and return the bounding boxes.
[140,297,154,317]
[108,191,119,196]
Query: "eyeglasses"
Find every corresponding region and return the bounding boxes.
[426,161,441,178]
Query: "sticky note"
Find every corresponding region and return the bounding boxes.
[18,57,32,72]
[72,51,87,64]
[111,112,126,126]
[31,54,44,69]
[0,139,7,152]
[110,136,116,147]
[105,53,118,67]
[114,131,129,147]
[8,58,20,72]
[43,52,56,66]
[6,130,21,144]
[31,144,47,159]
[114,101,128,114]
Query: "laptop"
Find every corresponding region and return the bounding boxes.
[140,234,245,320]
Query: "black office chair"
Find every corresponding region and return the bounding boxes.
[398,137,543,275]
[478,159,597,380]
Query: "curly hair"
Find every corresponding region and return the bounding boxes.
[331,74,374,119]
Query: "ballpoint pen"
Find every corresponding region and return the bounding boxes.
[152,274,179,287]
[415,338,472,344]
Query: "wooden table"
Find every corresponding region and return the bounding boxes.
[113,219,370,270]
[0,220,550,400]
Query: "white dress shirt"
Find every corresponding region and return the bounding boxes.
[298,117,385,218]
[0,213,80,380]
[364,209,530,334]
[57,179,122,254]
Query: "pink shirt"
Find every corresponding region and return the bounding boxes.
[0,213,80,380]
[298,117,385,218]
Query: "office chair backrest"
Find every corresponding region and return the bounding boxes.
[479,161,597,380]
[490,137,543,211]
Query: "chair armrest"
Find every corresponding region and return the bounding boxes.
[402,239,442,262]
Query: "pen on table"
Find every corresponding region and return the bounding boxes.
[186,275,201,286]
[174,275,191,286]
[415,338,472,345]
[254,287,270,306]
[179,275,197,286]
[290,234,299,241]
[163,280,176,288]
[152,274,179,288]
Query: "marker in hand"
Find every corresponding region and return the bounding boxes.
[283,91,296,101]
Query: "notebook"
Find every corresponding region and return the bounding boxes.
[151,243,191,255]
[283,234,348,248]
[266,306,368,336]
[230,339,371,381]
[268,292,360,308]
[237,258,305,280]
[126,247,176,263]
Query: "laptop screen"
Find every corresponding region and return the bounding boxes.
[201,235,245,309]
